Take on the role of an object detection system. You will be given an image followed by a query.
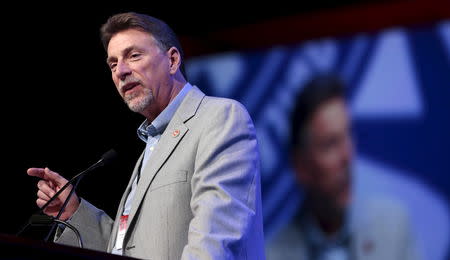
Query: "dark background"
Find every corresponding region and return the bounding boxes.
[2,0,443,239]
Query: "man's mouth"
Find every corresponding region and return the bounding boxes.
[122,82,140,95]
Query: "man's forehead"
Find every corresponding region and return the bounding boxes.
[107,29,157,56]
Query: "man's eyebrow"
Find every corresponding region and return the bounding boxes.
[106,45,141,64]
[106,56,117,65]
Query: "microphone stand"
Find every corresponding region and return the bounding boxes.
[43,175,83,243]
[29,214,83,248]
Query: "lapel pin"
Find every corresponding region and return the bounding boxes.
[172,129,180,137]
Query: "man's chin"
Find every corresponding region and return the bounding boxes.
[126,98,151,113]
[127,103,147,113]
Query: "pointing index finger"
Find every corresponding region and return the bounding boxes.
[27,168,45,178]
[43,167,66,185]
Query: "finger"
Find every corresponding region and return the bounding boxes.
[27,168,46,178]
[37,190,51,201]
[36,198,49,208]
[47,180,55,190]
[37,180,56,199]
[44,168,68,186]
[36,197,58,207]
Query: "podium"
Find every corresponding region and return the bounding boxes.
[0,233,138,259]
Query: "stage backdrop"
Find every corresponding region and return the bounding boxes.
[186,20,450,260]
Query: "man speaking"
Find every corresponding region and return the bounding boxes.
[26,12,265,260]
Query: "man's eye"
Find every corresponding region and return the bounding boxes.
[109,63,117,70]
[130,53,141,59]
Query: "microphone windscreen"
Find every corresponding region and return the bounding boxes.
[101,149,118,166]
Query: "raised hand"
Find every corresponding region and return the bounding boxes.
[27,167,80,221]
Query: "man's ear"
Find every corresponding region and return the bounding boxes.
[167,47,181,75]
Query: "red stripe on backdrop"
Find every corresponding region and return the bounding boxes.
[181,0,450,58]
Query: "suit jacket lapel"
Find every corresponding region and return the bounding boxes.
[125,86,205,237]
[107,152,145,251]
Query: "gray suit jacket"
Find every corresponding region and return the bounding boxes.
[56,86,265,260]
[265,197,419,260]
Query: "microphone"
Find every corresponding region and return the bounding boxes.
[99,149,118,167]
[17,149,118,239]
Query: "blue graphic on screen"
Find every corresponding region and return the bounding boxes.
[186,21,450,260]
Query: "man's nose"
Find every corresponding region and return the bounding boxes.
[115,61,132,80]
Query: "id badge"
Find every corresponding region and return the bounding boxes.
[114,215,129,250]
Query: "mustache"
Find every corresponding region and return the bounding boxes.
[119,76,142,90]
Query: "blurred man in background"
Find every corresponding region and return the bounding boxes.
[266,75,419,260]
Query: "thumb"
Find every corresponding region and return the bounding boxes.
[44,167,68,186]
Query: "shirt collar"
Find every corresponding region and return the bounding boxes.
[137,82,192,142]
[301,211,351,250]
